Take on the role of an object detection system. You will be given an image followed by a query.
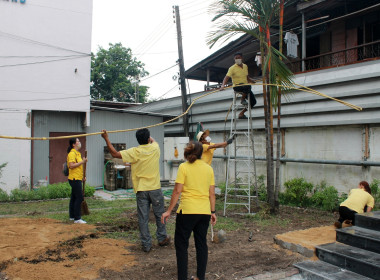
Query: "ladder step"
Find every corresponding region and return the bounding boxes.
[225,202,250,206]
[229,158,254,161]
[225,195,250,199]
[234,182,250,186]
[226,188,250,192]
[230,131,251,135]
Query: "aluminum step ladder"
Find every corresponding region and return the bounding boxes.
[223,90,258,215]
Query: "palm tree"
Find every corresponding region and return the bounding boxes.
[207,0,293,213]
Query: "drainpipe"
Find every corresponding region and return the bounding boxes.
[213,155,380,167]
[206,68,210,89]
[301,12,306,71]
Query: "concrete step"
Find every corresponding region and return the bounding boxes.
[336,226,380,254]
[356,211,380,232]
[294,260,372,280]
[316,242,380,279]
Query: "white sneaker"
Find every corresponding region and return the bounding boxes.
[70,218,74,221]
[74,219,87,224]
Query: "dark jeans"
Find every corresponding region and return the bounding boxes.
[338,206,357,225]
[69,179,83,220]
[233,85,257,108]
[175,213,211,280]
[136,189,167,250]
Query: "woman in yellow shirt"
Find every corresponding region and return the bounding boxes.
[335,181,375,228]
[161,141,216,280]
[197,130,234,165]
[67,138,87,224]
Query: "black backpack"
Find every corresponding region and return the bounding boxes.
[63,162,69,176]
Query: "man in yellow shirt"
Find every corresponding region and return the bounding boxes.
[196,130,234,165]
[220,53,256,119]
[101,128,170,252]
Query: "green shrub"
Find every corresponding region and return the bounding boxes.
[338,192,348,205]
[10,189,31,202]
[85,184,96,197]
[218,182,226,195]
[256,175,267,201]
[370,179,380,209]
[5,182,96,202]
[282,178,314,207]
[0,188,9,202]
[311,182,339,211]
[47,183,71,199]
[371,179,379,196]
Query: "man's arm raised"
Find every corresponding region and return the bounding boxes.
[101,130,122,159]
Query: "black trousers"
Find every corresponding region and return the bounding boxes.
[68,179,83,220]
[338,206,357,225]
[233,85,257,108]
[175,213,211,280]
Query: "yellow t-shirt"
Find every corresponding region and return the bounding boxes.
[226,63,249,86]
[120,142,161,193]
[175,159,215,214]
[340,188,375,213]
[67,149,83,180]
[201,143,215,165]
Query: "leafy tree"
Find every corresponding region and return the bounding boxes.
[91,43,149,103]
[207,0,293,213]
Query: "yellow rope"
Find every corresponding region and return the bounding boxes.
[0,83,362,141]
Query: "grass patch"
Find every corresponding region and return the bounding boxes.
[0,198,136,216]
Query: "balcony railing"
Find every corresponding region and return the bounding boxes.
[286,40,380,73]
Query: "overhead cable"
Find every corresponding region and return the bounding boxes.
[0,54,90,68]
[140,64,178,82]
[0,30,90,55]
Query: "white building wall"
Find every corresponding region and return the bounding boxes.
[0,0,92,191]
[0,111,31,192]
[0,0,92,112]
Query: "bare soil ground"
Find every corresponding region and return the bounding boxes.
[0,206,337,280]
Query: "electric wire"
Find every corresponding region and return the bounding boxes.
[131,84,179,112]
[134,13,173,58]
[0,83,362,141]
[135,21,174,60]
[157,84,179,100]
[24,3,92,14]
[0,55,87,58]
[0,54,90,68]
[0,94,90,102]
[0,31,90,55]
[140,64,178,82]
[182,10,209,21]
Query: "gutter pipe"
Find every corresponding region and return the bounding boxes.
[213,155,380,167]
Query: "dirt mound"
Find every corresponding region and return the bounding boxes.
[0,218,135,280]
[0,206,337,280]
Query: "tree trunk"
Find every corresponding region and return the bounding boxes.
[275,0,285,213]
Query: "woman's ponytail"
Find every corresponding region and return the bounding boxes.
[67,138,77,153]
[184,141,203,163]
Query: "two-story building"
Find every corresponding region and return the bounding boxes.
[0,0,168,192]
[133,0,380,192]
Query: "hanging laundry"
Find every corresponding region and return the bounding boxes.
[284,31,299,58]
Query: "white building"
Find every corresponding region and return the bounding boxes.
[0,0,92,192]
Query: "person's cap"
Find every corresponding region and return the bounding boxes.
[196,129,209,141]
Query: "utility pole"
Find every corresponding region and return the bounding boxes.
[173,5,189,137]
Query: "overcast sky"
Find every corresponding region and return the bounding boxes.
[91,0,227,101]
